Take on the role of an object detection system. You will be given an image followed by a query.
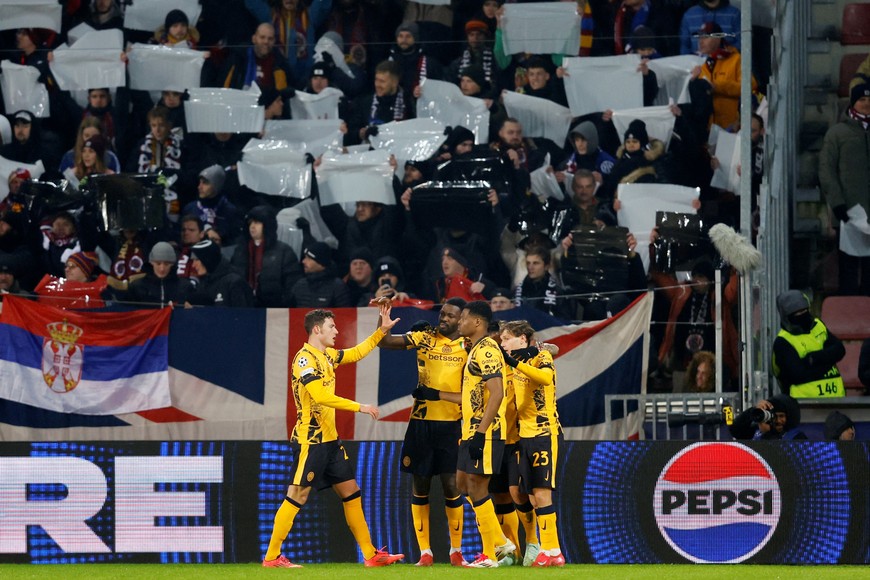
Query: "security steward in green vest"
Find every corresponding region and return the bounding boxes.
[771,290,845,398]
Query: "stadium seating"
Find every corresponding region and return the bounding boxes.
[841,3,870,45]
[838,52,869,97]
[821,296,870,395]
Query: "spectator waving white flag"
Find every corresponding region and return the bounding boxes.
[289,88,344,120]
[185,87,264,133]
[237,139,312,199]
[563,55,642,117]
[710,128,741,194]
[48,29,125,91]
[417,79,490,144]
[500,2,581,56]
[647,54,706,105]
[316,150,395,207]
[502,90,572,146]
[611,105,676,150]
[127,44,207,92]
[0,61,49,118]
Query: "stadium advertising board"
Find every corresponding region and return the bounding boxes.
[0,441,866,564]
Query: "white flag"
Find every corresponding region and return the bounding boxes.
[369,117,447,161]
[263,119,344,158]
[124,0,201,32]
[185,88,264,134]
[646,55,706,105]
[0,0,62,32]
[417,79,490,144]
[563,55,643,117]
[500,3,581,56]
[502,90,573,145]
[316,150,395,207]
[611,106,676,150]
[710,129,740,193]
[0,61,49,118]
[48,30,125,91]
[616,183,699,272]
[289,88,344,120]
[237,139,312,198]
[127,44,206,92]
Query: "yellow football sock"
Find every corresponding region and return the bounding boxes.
[516,501,538,546]
[343,491,376,560]
[472,495,503,560]
[535,506,560,552]
[445,495,465,549]
[411,494,431,552]
[265,497,301,560]
[495,502,520,554]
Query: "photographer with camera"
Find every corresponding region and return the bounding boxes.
[728,393,807,441]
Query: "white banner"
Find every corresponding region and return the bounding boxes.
[0,61,49,118]
[416,79,490,145]
[316,150,395,206]
[563,55,642,117]
[616,183,699,271]
[500,2,581,56]
[530,153,563,201]
[263,119,344,158]
[313,35,355,80]
[611,105,676,150]
[0,156,44,200]
[0,0,62,32]
[127,44,206,92]
[184,88,264,134]
[840,204,870,257]
[647,54,706,106]
[502,90,573,145]
[369,117,447,161]
[49,30,125,91]
[289,88,343,121]
[124,0,202,32]
[237,139,312,198]
[710,129,740,193]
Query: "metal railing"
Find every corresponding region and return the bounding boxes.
[606,393,739,441]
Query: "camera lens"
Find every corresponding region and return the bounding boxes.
[749,408,773,423]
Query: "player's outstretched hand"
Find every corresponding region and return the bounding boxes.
[378,301,400,332]
[359,404,380,420]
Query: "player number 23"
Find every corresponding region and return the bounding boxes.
[532,451,550,467]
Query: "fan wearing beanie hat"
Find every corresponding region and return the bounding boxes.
[126,241,196,306]
[771,289,846,399]
[819,78,870,295]
[188,239,254,307]
[609,118,665,187]
[182,164,243,245]
[76,134,111,179]
[65,251,100,282]
[289,241,352,307]
[156,8,199,48]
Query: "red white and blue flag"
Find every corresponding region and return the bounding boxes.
[0,295,171,415]
[0,293,650,440]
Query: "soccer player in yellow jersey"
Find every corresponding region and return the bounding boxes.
[455,301,517,567]
[378,297,469,566]
[500,320,565,567]
[263,305,405,568]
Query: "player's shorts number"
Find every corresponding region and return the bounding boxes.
[532,451,550,467]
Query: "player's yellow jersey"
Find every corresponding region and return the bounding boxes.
[461,336,506,440]
[513,349,560,438]
[290,329,385,444]
[406,329,466,421]
[502,367,520,444]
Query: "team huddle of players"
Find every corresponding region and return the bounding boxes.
[262,298,563,568]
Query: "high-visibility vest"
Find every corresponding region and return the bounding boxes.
[773,320,845,398]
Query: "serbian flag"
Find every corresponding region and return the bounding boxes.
[0,295,171,415]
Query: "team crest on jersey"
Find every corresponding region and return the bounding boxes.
[41,320,85,393]
[441,345,452,354]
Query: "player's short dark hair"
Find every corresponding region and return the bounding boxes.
[464,300,492,325]
[501,320,535,343]
[304,309,335,334]
[445,297,467,311]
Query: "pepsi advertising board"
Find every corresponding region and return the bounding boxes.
[0,441,867,564]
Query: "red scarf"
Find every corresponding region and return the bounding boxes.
[247,240,265,292]
[848,106,870,131]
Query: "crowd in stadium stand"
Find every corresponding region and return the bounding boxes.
[0,0,796,392]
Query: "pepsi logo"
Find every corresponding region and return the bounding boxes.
[653,442,781,563]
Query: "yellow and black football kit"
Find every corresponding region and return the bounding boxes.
[458,336,507,475]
